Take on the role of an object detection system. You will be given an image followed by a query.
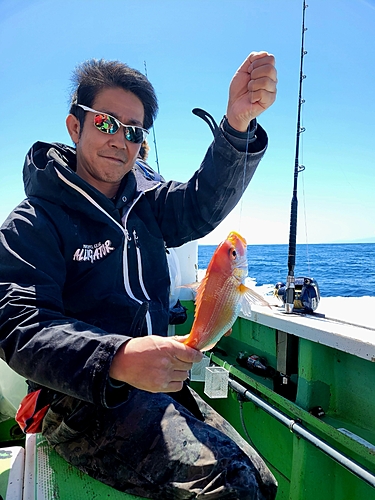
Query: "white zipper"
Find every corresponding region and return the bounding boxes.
[121,204,153,335]
[55,168,153,334]
[133,229,152,335]
[133,229,151,301]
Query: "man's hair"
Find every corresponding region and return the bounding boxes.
[69,59,158,132]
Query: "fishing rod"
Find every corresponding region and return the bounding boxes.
[275,0,320,313]
[285,0,308,312]
[143,61,161,174]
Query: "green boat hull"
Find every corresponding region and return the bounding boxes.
[1,298,374,499]
[178,300,375,499]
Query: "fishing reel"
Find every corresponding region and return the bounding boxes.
[274,277,320,313]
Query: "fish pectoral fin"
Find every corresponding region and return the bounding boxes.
[239,285,271,317]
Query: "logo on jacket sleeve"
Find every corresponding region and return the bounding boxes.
[73,240,115,263]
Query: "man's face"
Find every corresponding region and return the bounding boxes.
[67,87,145,198]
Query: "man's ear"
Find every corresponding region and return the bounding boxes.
[66,114,81,145]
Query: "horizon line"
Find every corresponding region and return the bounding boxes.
[198,239,375,246]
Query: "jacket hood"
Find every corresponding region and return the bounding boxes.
[22,141,161,216]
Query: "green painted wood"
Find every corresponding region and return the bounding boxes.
[33,434,147,500]
[190,313,375,500]
[0,418,25,447]
[1,299,374,499]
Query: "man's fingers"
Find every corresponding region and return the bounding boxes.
[248,53,276,72]
[249,63,278,85]
[173,369,191,382]
[171,334,189,343]
[110,335,203,393]
[248,88,277,108]
[172,359,194,371]
[236,51,271,74]
[163,381,185,393]
[159,368,191,393]
[172,340,203,363]
[248,76,277,94]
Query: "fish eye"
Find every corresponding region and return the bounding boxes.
[230,249,237,260]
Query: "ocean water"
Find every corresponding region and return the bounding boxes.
[198,243,375,298]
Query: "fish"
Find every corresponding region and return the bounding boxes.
[184,231,270,352]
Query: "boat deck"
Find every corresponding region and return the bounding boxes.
[246,296,375,362]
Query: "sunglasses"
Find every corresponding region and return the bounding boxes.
[77,104,149,144]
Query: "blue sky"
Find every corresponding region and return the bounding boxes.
[0,0,374,245]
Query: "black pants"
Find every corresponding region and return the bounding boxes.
[42,386,277,499]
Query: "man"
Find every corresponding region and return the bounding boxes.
[0,52,277,499]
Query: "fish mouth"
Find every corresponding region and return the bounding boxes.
[234,257,248,277]
[236,255,248,269]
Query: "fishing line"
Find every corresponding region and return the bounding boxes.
[301,176,311,275]
[238,83,255,236]
[238,122,253,233]
[299,85,311,275]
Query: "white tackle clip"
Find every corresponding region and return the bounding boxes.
[204,365,229,399]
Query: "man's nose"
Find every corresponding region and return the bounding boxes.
[108,129,127,149]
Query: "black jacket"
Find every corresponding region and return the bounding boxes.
[0,118,268,407]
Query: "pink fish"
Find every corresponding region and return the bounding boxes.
[184,231,269,351]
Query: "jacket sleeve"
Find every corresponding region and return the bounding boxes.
[148,118,268,248]
[0,204,129,408]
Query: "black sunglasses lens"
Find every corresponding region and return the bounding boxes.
[124,126,144,144]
